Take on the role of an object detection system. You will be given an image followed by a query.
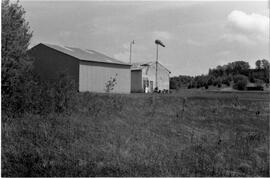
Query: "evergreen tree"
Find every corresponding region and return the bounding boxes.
[1,0,33,114]
[255,60,262,69]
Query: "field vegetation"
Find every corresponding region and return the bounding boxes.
[1,0,269,176]
[2,90,270,176]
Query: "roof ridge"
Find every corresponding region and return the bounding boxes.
[131,61,171,73]
[38,43,130,66]
[88,49,127,64]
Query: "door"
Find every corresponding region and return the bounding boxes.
[150,81,153,92]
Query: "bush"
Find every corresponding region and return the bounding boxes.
[207,77,214,86]
[50,73,77,113]
[105,74,117,93]
[249,73,255,83]
[2,66,36,117]
[222,77,231,86]
[213,78,222,87]
[3,72,77,116]
[233,75,248,90]
[188,83,195,89]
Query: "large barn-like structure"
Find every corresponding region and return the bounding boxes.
[28,43,131,93]
[131,61,171,93]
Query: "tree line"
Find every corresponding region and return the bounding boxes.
[170,60,270,90]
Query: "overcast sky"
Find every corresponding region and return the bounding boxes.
[21,0,269,76]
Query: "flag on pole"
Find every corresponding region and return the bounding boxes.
[155,39,165,47]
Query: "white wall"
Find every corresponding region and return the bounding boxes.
[142,62,170,91]
[79,61,131,93]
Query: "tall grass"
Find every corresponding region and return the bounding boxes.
[2,92,269,176]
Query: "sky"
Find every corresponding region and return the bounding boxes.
[20,0,269,76]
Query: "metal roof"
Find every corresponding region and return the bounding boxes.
[38,43,130,66]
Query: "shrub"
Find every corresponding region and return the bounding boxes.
[249,73,255,83]
[222,77,231,86]
[50,73,77,113]
[213,77,222,87]
[207,77,214,86]
[105,74,117,93]
[188,83,195,89]
[233,75,248,90]
[4,72,77,116]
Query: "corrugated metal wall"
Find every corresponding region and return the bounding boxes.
[79,61,131,93]
[28,44,80,89]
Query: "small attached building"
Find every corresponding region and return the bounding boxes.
[28,43,131,93]
[131,61,171,93]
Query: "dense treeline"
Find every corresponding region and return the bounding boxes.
[170,60,270,90]
[170,75,194,89]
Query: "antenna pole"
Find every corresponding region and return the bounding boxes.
[129,40,134,64]
[156,43,158,89]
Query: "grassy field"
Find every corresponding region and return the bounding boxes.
[2,90,270,176]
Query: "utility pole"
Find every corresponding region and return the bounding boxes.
[129,40,135,64]
[154,39,165,91]
[155,43,158,89]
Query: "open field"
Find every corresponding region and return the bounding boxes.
[2,90,270,176]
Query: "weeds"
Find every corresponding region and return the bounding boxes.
[105,74,117,93]
[2,72,77,117]
[2,93,269,177]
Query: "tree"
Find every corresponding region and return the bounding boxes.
[231,61,250,75]
[222,76,231,86]
[261,59,270,83]
[208,61,250,79]
[261,59,270,70]
[169,78,177,89]
[233,75,248,90]
[2,0,33,114]
[248,72,255,83]
[255,60,262,69]
[207,75,214,86]
[170,75,194,89]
